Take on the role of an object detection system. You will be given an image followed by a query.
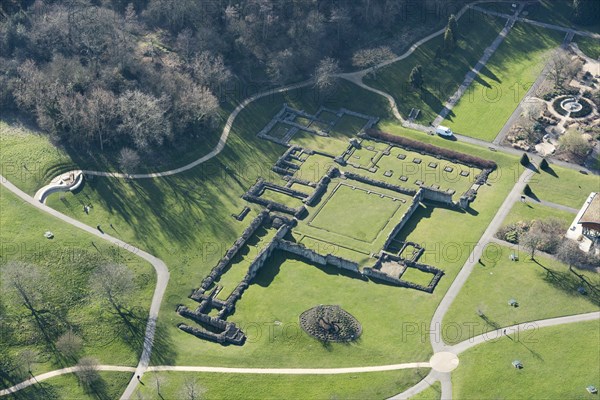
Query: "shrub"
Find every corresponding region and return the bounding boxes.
[365,129,497,170]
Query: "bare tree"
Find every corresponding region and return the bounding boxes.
[556,240,588,272]
[548,50,582,88]
[17,349,39,377]
[118,147,141,173]
[174,84,219,134]
[75,357,100,389]
[191,51,232,91]
[1,262,44,315]
[90,263,134,312]
[55,330,83,361]
[521,100,545,122]
[180,378,205,400]
[520,229,545,260]
[351,46,395,77]
[314,57,340,93]
[117,90,172,152]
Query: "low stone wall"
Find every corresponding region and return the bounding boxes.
[382,190,423,251]
[304,167,339,206]
[342,171,417,196]
[199,210,269,291]
[277,239,361,274]
[420,186,455,206]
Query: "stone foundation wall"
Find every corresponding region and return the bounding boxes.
[382,190,423,251]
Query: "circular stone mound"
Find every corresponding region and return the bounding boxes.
[299,305,362,342]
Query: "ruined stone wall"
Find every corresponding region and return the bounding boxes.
[382,190,423,251]
[420,186,455,206]
[342,171,417,196]
[304,167,339,206]
[276,239,360,274]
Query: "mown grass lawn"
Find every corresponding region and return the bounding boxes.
[309,183,403,242]
[575,35,600,59]
[501,201,576,228]
[4,372,132,400]
[365,12,505,124]
[441,245,599,345]
[3,75,521,399]
[133,369,429,400]
[452,321,600,399]
[410,381,441,400]
[443,22,563,141]
[0,187,154,388]
[527,164,599,208]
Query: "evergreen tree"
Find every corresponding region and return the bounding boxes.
[443,27,455,52]
[409,65,424,89]
[520,152,530,166]
[448,14,458,42]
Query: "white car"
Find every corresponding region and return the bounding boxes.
[435,126,453,137]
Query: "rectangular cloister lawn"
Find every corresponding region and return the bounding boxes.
[308,183,403,242]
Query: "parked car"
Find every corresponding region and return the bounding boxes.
[436,126,454,137]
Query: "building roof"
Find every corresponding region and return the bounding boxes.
[579,193,600,227]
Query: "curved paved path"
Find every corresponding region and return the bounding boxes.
[0,362,430,396]
[12,1,599,399]
[3,312,596,398]
[0,176,170,400]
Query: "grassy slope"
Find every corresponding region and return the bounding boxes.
[441,245,599,344]
[133,369,429,400]
[365,12,505,124]
[5,372,131,400]
[443,22,563,141]
[525,0,600,34]
[452,321,600,399]
[528,165,599,208]
[0,121,77,195]
[0,186,154,385]
[3,77,520,397]
[575,35,600,59]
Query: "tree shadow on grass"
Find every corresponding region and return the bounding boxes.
[7,380,61,400]
[541,164,559,178]
[535,260,600,305]
[478,65,501,84]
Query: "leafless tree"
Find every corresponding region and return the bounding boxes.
[90,263,134,312]
[75,357,100,389]
[117,90,172,152]
[55,330,83,361]
[314,57,340,93]
[118,147,141,173]
[180,378,205,400]
[548,50,582,88]
[352,46,395,77]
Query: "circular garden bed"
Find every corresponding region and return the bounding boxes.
[551,96,594,118]
[299,305,362,342]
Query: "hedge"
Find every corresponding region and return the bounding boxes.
[365,128,497,170]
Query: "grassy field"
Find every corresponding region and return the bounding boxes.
[0,187,154,389]
[133,369,429,400]
[4,372,132,400]
[365,12,505,124]
[309,183,403,242]
[410,381,441,400]
[501,201,576,227]
[3,74,521,397]
[442,22,563,141]
[441,245,599,345]
[452,321,600,399]
[575,35,600,59]
[528,164,598,208]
